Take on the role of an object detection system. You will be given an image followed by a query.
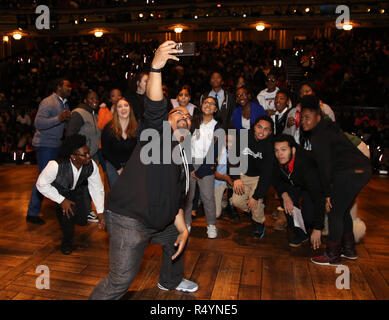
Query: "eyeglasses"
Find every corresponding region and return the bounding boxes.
[236,93,247,98]
[169,109,192,120]
[74,151,90,157]
[203,100,216,107]
[266,78,277,83]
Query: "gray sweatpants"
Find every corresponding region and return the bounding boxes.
[184,163,216,226]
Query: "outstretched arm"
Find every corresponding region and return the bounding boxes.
[146,41,181,101]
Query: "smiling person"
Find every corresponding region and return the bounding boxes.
[67,90,101,162]
[232,87,266,132]
[184,95,223,239]
[200,71,236,129]
[273,88,291,135]
[256,72,279,115]
[66,89,102,223]
[230,115,275,238]
[300,95,372,266]
[101,97,138,187]
[36,134,105,255]
[89,41,198,300]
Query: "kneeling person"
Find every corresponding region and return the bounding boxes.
[273,134,325,249]
[36,134,105,255]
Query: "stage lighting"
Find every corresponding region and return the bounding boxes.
[139,13,144,18]
[305,7,310,13]
[217,4,222,8]
[174,27,183,33]
[380,9,385,14]
[94,30,104,37]
[243,13,247,18]
[343,24,353,31]
[367,8,371,13]
[194,15,198,19]
[256,24,265,31]
[13,32,22,40]
[3,36,9,42]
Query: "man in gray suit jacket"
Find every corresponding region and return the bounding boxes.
[26,78,72,225]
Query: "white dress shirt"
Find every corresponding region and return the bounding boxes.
[191,118,218,161]
[36,159,104,214]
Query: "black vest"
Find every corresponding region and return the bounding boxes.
[51,159,94,198]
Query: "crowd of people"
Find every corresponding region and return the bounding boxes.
[22,40,378,299]
[0,31,387,297]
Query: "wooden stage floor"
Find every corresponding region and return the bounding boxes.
[0,164,388,300]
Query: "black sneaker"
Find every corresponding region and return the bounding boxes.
[253,223,266,239]
[26,215,46,225]
[225,205,240,221]
[61,243,74,255]
[289,228,309,247]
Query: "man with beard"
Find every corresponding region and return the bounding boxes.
[89,41,198,299]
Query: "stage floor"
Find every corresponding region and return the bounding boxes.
[0,164,388,300]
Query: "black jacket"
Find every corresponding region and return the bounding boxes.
[106,97,187,231]
[229,130,274,200]
[200,90,236,130]
[310,119,371,197]
[272,148,325,230]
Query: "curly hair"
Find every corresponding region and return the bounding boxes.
[59,134,87,159]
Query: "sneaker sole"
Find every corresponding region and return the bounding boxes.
[311,258,342,266]
[341,254,358,260]
[88,219,99,223]
[158,283,198,293]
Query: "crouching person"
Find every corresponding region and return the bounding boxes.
[36,134,105,255]
[231,115,275,238]
[273,134,325,250]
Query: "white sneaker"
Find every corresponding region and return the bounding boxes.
[158,279,198,293]
[186,224,191,233]
[87,211,98,223]
[207,225,217,238]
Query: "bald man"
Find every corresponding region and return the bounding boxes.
[90,41,198,300]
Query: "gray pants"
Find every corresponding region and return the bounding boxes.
[89,210,184,300]
[184,163,216,226]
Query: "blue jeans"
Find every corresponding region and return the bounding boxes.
[27,146,60,217]
[89,210,184,300]
[105,161,119,188]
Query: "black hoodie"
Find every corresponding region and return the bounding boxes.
[273,148,325,230]
[310,119,371,197]
[106,97,187,231]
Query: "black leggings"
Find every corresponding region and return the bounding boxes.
[56,184,90,246]
[328,167,371,242]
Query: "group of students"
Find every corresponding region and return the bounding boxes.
[27,41,373,300]
[29,44,371,269]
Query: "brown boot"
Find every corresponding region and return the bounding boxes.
[341,233,358,260]
[274,211,287,231]
[311,241,342,266]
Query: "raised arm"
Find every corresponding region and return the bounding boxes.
[146,41,181,101]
